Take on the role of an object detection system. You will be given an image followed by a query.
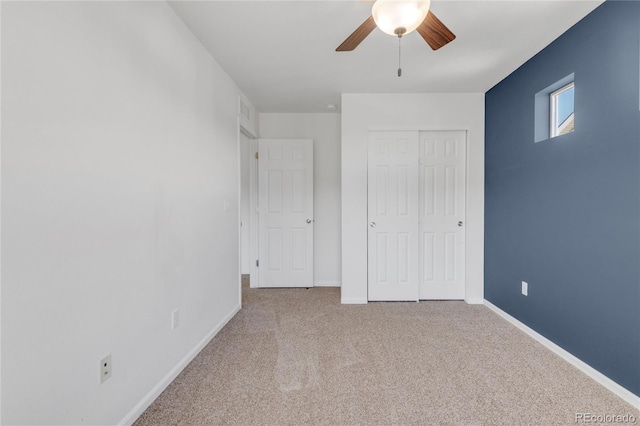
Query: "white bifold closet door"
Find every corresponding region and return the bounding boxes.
[367,131,466,301]
[367,131,420,301]
[418,131,466,300]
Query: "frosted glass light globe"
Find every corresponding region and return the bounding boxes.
[372,0,431,36]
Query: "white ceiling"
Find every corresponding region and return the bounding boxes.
[169,0,603,113]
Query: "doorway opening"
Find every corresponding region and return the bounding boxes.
[239,126,258,294]
[239,134,315,291]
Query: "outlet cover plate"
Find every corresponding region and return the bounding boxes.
[100,354,112,384]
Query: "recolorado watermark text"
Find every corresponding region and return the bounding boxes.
[575,413,637,424]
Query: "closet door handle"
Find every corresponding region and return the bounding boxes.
[370,222,376,228]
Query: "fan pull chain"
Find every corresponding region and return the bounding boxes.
[398,36,402,77]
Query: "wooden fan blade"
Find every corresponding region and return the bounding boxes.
[416,11,456,51]
[336,16,376,51]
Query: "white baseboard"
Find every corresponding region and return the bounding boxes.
[314,281,341,287]
[341,298,368,304]
[484,300,640,409]
[119,304,242,425]
[465,297,484,305]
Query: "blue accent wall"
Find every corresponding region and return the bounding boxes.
[485,1,640,396]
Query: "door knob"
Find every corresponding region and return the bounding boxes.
[458,221,463,227]
[306,219,312,224]
[370,222,376,228]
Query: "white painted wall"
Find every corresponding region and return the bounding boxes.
[259,113,341,287]
[341,93,485,304]
[1,2,245,424]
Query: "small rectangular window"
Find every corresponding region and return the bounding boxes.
[534,73,574,143]
[550,82,574,138]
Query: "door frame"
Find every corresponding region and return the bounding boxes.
[249,137,259,288]
[238,122,259,292]
[366,127,469,301]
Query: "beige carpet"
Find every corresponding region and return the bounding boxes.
[135,281,639,425]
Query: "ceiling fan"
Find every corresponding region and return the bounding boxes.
[336,0,456,52]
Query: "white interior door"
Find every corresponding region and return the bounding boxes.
[258,139,313,288]
[367,131,419,301]
[419,131,466,299]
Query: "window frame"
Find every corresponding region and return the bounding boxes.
[550,82,574,138]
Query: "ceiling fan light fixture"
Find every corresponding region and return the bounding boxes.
[372,0,431,37]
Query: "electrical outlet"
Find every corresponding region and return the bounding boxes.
[171,309,180,329]
[522,281,528,296]
[100,354,112,384]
